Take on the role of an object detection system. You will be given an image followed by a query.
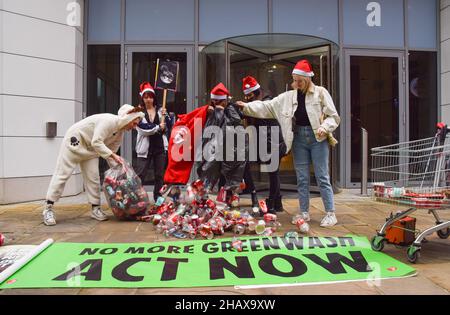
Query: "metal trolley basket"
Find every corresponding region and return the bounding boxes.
[370,124,450,263]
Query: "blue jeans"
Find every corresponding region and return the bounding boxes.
[292,126,335,213]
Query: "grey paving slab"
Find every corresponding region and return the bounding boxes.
[1,190,449,295]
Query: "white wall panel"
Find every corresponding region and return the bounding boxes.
[2,0,84,33]
[3,137,63,178]
[1,95,77,137]
[2,53,76,100]
[2,11,77,63]
[442,6,450,41]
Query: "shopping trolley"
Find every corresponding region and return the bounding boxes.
[370,123,450,263]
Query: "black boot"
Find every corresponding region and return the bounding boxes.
[264,198,276,215]
[274,195,284,212]
[251,191,259,208]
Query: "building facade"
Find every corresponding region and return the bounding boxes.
[0,0,448,204]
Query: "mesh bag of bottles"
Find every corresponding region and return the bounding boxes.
[103,160,150,221]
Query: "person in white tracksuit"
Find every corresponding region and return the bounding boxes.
[43,104,145,226]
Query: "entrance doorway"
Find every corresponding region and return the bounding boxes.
[201,34,339,193]
[345,50,406,187]
[123,46,194,187]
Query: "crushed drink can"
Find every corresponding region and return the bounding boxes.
[104,176,117,187]
[155,196,166,206]
[152,214,162,225]
[0,233,5,246]
[192,179,204,192]
[259,200,268,214]
[295,218,310,234]
[206,199,216,210]
[191,214,200,228]
[229,194,240,208]
[115,190,123,201]
[264,213,277,222]
[199,224,214,240]
[284,231,299,238]
[116,201,125,210]
[105,186,115,197]
[129,192,139,202]
[216,187,227,203]
[232,237,243,252]
[263,227,275,236]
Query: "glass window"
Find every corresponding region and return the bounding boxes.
[130,52,188,185]
[408,0,437,50]
[87,45,121,178]
[273,0,339,44]
[88,0,121,42]
[125,0,195,41]
[409,51,437,140]
[350,55,400,182]
[343,0,404,47]
[199,0,268,43]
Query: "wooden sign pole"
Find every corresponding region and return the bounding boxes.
[162,88,167,110]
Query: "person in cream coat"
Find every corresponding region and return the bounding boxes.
[43,104,145,226]
[236,60,340,227]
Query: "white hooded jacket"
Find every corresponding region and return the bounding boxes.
[64,104,144,160]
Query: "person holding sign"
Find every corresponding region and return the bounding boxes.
[135,82,173,202]
[236,60,340,227]
[43,105,144,226]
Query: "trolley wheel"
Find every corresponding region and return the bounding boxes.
[436,227,450,239]
[407,246,421,264]
[371,236,385,252]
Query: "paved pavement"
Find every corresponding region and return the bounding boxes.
[0,190,449,295]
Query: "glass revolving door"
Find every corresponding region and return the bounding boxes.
[200,34,340,192]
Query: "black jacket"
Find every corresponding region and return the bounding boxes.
[197,104,247,190]
[247,96,287,164]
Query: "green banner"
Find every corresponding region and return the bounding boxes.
[0,236,415,289]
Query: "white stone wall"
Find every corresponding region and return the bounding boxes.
[0,0,85,204]
[441,0,450,122]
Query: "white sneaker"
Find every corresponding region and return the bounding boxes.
[91,206,108,221]
[291,212,311,225]
[320,212,338,227]
[43,204,56,226]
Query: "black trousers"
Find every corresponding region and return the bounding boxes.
[268,167,281,200]
[243,162,256,192]
[135,151,166,200]
[218,161,281,199]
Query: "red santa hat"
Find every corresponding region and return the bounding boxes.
[242,76,261,95]
[211,83,230,100]
[292,60,314,77]
[139,82,155,97]
[210,83,230,100]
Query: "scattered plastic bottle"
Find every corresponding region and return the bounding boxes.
[295,218,310,234]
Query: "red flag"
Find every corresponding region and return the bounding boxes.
[164,105,209,184]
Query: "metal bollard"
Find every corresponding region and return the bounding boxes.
[361,128,368,195]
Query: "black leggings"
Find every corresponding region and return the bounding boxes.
[135,151,166,199]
